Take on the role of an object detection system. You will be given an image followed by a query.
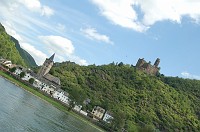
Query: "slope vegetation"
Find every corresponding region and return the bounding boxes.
[0,23,26,66]
[11,36,37,67]
[0,23,37,67]
[49,61,200,131]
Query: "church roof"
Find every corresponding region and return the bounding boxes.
[44,73,60,85]
[49,53,55,61]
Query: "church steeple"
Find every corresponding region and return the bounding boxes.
[37,54,55,79]
[49,53,55,61]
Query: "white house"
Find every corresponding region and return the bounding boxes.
[33,79,43,89]
[2,60,12,68]
[14,66,26,76]
[91,106,105,120]
[40,82,55,95]
[52,90,70,104]
[103,111,114,123]
[42,86,54,95]
[14,67,22,76]
[73,105,82,112]
[80,110,88,116]
[21,72,34,81]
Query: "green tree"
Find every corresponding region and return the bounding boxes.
[68,99,75,111]
[20,72,25,78]
[29,78,35,84]
[9,67,16,73]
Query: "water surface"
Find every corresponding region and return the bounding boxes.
[0,77,100,132]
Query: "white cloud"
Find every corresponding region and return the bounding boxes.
[39,35,88,65]
[90,0,147,32]
[2,21,23,41]
[68,56,88,66]
[81,27,113,44]
[57,23,66,32]
[20,43,48,65]
[0,1,87,66]
[18,0,54,17]
[0,1,57,36]
[181,71,200,80]
[41,5,54,17]
[91,0,200,32]
[39,36,75,55]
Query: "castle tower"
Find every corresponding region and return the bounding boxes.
[37,53,55,79]
[136,58,146,68]
[154,58,160,67]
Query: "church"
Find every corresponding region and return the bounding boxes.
[37,53,61,89]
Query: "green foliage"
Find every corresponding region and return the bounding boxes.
[29,78,35,84]
[68,98,75,111]
[47,61,200,131]
[161,76,200,99]
[20,72,25,78]
[0,23,26,66]
[11,36,37,67]
[9,67,16,72]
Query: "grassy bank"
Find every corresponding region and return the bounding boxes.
[0,70,105,132]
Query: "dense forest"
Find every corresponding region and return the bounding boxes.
[47,61,200,131]
[0,23,26,66]
[0,23,37,67]
[11,36,37,67]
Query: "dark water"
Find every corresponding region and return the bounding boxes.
[0,77,101,132]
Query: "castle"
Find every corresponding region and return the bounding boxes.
[37,53,60,89]
[136,58,160,75]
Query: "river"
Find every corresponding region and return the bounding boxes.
[0,76,101,132]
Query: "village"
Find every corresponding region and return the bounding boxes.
[0,54,113,125]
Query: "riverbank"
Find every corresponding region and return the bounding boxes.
[0,70,105,132]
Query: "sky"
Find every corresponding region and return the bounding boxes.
[0,0,200,79]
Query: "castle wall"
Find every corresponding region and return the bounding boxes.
[136,58,160,75]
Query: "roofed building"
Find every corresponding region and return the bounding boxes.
[37,53,61,90]
[37,53,55,79]
[91,106,105,120]
[103,111,113,123]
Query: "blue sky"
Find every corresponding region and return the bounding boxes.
[0,0,200,79]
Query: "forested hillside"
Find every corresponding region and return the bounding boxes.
[48,61,200,131]
[0,23,37,67]
[11,36,37,67]
[0,23,26,66]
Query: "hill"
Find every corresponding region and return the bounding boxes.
[0,23,37,67]
[0,23,26,66]
[11,36,37,67]
[48,61,200,131]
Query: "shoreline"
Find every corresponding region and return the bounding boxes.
[0,71,105,132]
[0,74,56,109]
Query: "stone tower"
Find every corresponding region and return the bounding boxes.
[136,58,146,68]
[136,58,161,75]
[154,58,160,67]
[37,53,55,79]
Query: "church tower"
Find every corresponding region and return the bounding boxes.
[37,53,55,79]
